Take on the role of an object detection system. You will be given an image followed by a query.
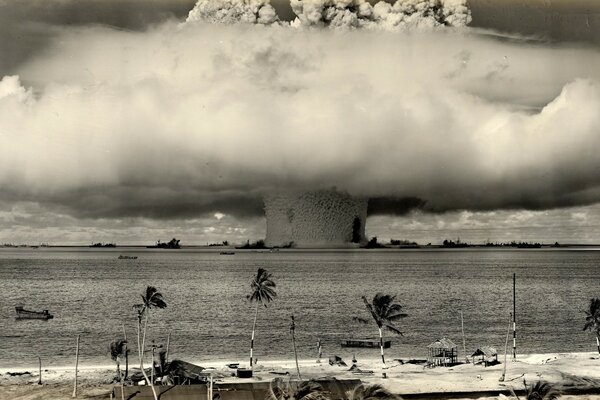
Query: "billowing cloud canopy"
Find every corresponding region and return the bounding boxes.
[1,5,600,224]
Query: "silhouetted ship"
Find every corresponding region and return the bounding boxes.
[147,238,181,249]
[118,255,138,259]
[15,306,53,320]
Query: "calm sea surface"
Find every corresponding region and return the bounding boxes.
[1,247,599,368]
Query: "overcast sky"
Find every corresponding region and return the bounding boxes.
[2,0,600,245]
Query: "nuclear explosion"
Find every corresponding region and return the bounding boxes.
[264,190,368,247]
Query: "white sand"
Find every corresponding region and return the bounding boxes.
[2,352,600,399]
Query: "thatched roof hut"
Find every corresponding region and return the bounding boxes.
[427,338,458,366]
[471,346,498,366]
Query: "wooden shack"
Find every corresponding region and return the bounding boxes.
[427,338,458,366]
[471,346,498,366]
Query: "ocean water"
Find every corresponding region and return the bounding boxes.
[0,247,599,369]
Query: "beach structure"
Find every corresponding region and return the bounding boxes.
[471,346,498,366]
[264,190,368,247]
[427,338,458,366]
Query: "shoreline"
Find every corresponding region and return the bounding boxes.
[2,352,600,399]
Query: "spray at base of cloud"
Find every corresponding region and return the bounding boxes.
[185,0,471,29]
[3,24,600,219]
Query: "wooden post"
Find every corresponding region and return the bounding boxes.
[122,325,128,379]
[460,311,468,363]
[38,356,42,385]
[165,332,171,365]
[513,273,517,361]
[290,315,302,380]
[499,313,511,382]
[72,334,80,398]
[316,338,322,363]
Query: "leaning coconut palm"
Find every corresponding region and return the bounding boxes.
[247,267,276,369]
[110,339,127,400]
[509,380,560,400]
[133,286,167,400]
[267,377,330,400]
[353,293,407,368]
[583,298,600,354]
[347,383,402,400]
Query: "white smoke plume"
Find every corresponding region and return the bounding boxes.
[185,0,471,29]
[186,0,280,25]
[289,0,472,29]
[3,23,600,220]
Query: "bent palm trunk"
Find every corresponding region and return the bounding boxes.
[379,328,386,365]
[250,303,259,368]
[138,317,158,400]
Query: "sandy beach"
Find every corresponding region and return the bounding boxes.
[3,352,600,399]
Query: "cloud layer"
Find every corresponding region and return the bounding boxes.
[186,0,471,29]
[2,21,600,221]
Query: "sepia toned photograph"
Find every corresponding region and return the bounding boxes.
[1,0,600,399]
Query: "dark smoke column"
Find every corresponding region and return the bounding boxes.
[264,190,368,248]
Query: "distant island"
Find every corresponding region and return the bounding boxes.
[362,237,564,249]
[147,238,181,249]
[89,242,116,248]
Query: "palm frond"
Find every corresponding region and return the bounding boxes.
[249,268,277,307]
[110,339,127,361]
[583,298,600,333]
[347,383,402,400]
[525,380,560,400]
[383,323,403,336]
[363,296,381,328]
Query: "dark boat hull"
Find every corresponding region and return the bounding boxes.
[341,339,391,348]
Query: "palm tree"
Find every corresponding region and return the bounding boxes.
[247,268,277,369]
[110,339,127,400]
[110,339,127,382]
[133,286,167,400]
[267,377,330,400]
[347,383,402,400]
[583,298,600,354]
[509,380,560,400]
[353,293,407,368]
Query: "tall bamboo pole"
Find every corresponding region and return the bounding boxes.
[38,356,42,385]
[513,273,517,361]
[165,332,171,366]
[460,311,468,363]
[499,313,511,382]
[72,335,80,398]
[122,325,128,379]
[290,315,301,380]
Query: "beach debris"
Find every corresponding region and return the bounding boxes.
[329,355,347,367]
[349,365,374,375]
[226,363,239,369]
[237,368,253,378]
[7,371,32,376]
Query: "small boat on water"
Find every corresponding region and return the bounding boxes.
[15,306,53,320]
[220,251,235,255]
[118,255,138,259]
[341,339,391,349]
